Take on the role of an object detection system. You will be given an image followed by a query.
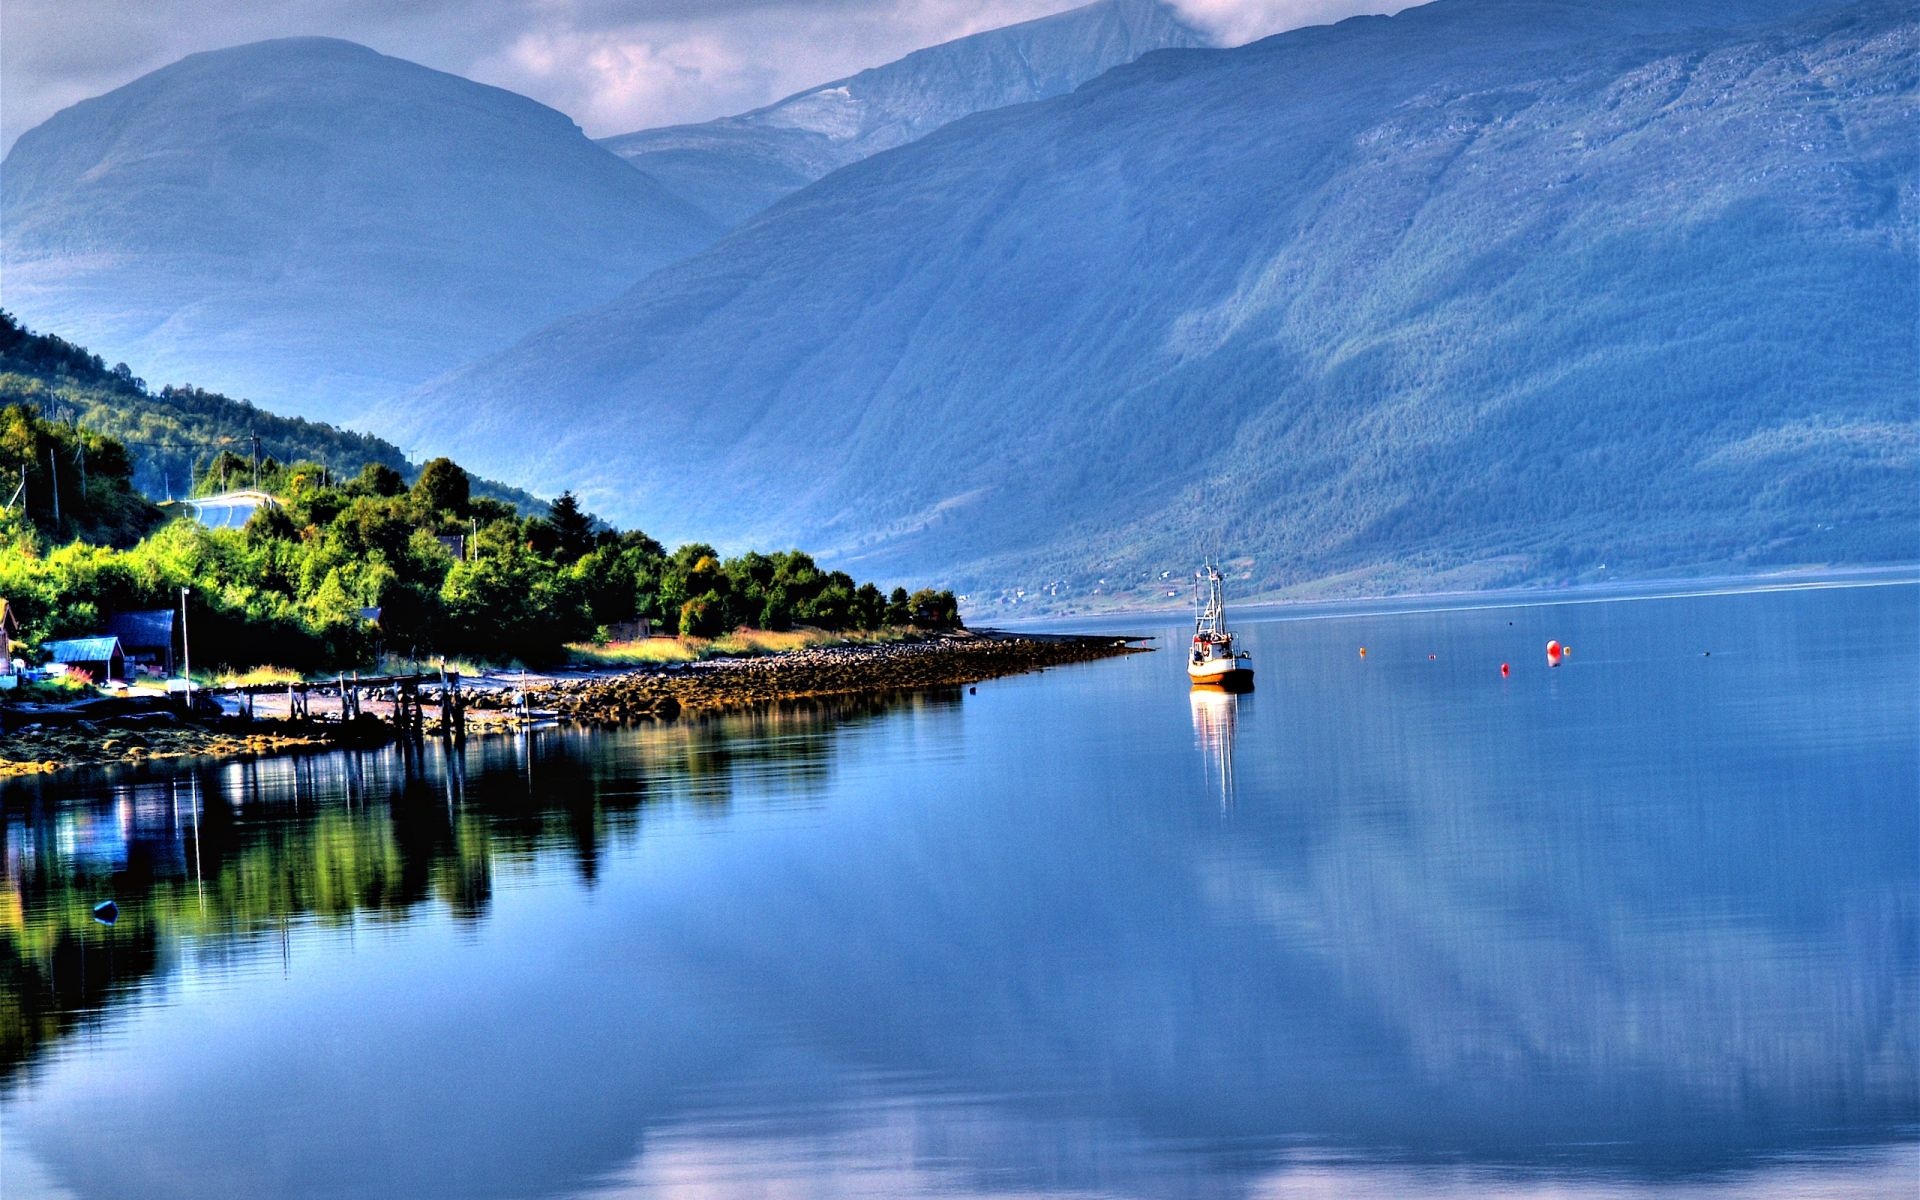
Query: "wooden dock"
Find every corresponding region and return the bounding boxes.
[207,670,469,740]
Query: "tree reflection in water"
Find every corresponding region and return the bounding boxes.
[0,689,960,1083]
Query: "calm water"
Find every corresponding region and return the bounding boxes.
[2,582,1915,1199]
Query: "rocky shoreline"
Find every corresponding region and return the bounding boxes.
[0,720,336,777]
[0,632,1148,778]
[500,631,1149,724]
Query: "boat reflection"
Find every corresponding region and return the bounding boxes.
[1190,688,1242,811]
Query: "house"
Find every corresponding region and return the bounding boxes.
[435,534,468,562]
[43,636,126,682]
[0,600,21,675]
[0,600,20,685]
[603,618,653,642]
[106,610,177,676]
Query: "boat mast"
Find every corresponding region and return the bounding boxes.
[1195,564,1227,641]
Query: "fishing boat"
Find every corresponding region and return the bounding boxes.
[1188,565,1253,691]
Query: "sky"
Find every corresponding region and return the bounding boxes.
[1,0,1416,153]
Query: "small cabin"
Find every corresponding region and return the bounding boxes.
[43,636,127,683]
[106,609,178,677]
[0,600,21,676]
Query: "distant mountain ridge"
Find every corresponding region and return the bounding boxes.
[0,37,719,426]
[599,0,1208,227]
[397,0,1917,604]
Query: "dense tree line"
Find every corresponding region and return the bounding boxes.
[0,408,960,671]
[0,403,159,547]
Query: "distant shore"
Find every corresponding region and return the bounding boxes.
[991,563,1920,628]
[0,631,1150,778]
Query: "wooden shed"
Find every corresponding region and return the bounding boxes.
[43,636,126,683]
[107,609,178,676]
[0,600,21,676]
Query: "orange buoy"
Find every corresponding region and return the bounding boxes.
[1500,662,1511,678]
[1359,647,1367,659]
[1546,640,1563,667]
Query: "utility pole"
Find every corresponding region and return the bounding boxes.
[47,445,59,526]
[251,434,261,489]
[180,586,193,706]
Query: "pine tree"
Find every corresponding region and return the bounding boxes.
[548,490,595,564]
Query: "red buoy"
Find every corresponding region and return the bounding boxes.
[1546,640,1563,667]
[1500,662,1511,678]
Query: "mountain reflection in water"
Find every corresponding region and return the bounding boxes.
[1,583,1914,1200]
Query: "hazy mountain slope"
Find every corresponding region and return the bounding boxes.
[0,38,720,426]
[599,0,1207,227]
[403,0,1916,602]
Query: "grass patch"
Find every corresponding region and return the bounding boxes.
[211,665,304,687]
[6,675,93,703]
[569,627,913,667]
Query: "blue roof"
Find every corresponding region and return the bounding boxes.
[107,610,175,649]
[107,614,176,648]
[44,637,123,663]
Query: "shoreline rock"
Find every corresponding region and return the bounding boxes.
[0,632,1149,778]
[507,631,1148,725]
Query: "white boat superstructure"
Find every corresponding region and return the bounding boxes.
[1188,565,1253,691]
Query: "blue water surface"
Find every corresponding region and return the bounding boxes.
[2,581,1914,1198]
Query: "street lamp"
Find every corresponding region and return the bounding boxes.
[179,586,192,709]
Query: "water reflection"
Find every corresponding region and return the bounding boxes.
[1190,689,1242,812]
[1,586,1915,1199]
[0,690,961,1086]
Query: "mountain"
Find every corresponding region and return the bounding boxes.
[599,0,1208,228]
[397,0,1917,605]
[0,37,720,426]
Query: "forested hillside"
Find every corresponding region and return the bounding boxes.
[0,312,539,511]
[402,0,1917,606]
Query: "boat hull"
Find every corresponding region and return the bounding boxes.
[1188,660,1254,692]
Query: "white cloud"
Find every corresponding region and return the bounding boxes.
[0,0,1077,151]
[0,0,1436,153]
[464,1,1075,134]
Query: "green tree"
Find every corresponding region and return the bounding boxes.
[905,589,962,629]
[411,457,470,521]
[547,491,596,564]
[353,462,406,498]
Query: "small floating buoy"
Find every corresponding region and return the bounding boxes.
[1546,640,1563,667]
[92,900,118,926]
[1359,647,1367,659]
[1428,654,1437,661]
[968,686,977,694]
[1500,662,1511,678]
[1703,651,1711,658]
